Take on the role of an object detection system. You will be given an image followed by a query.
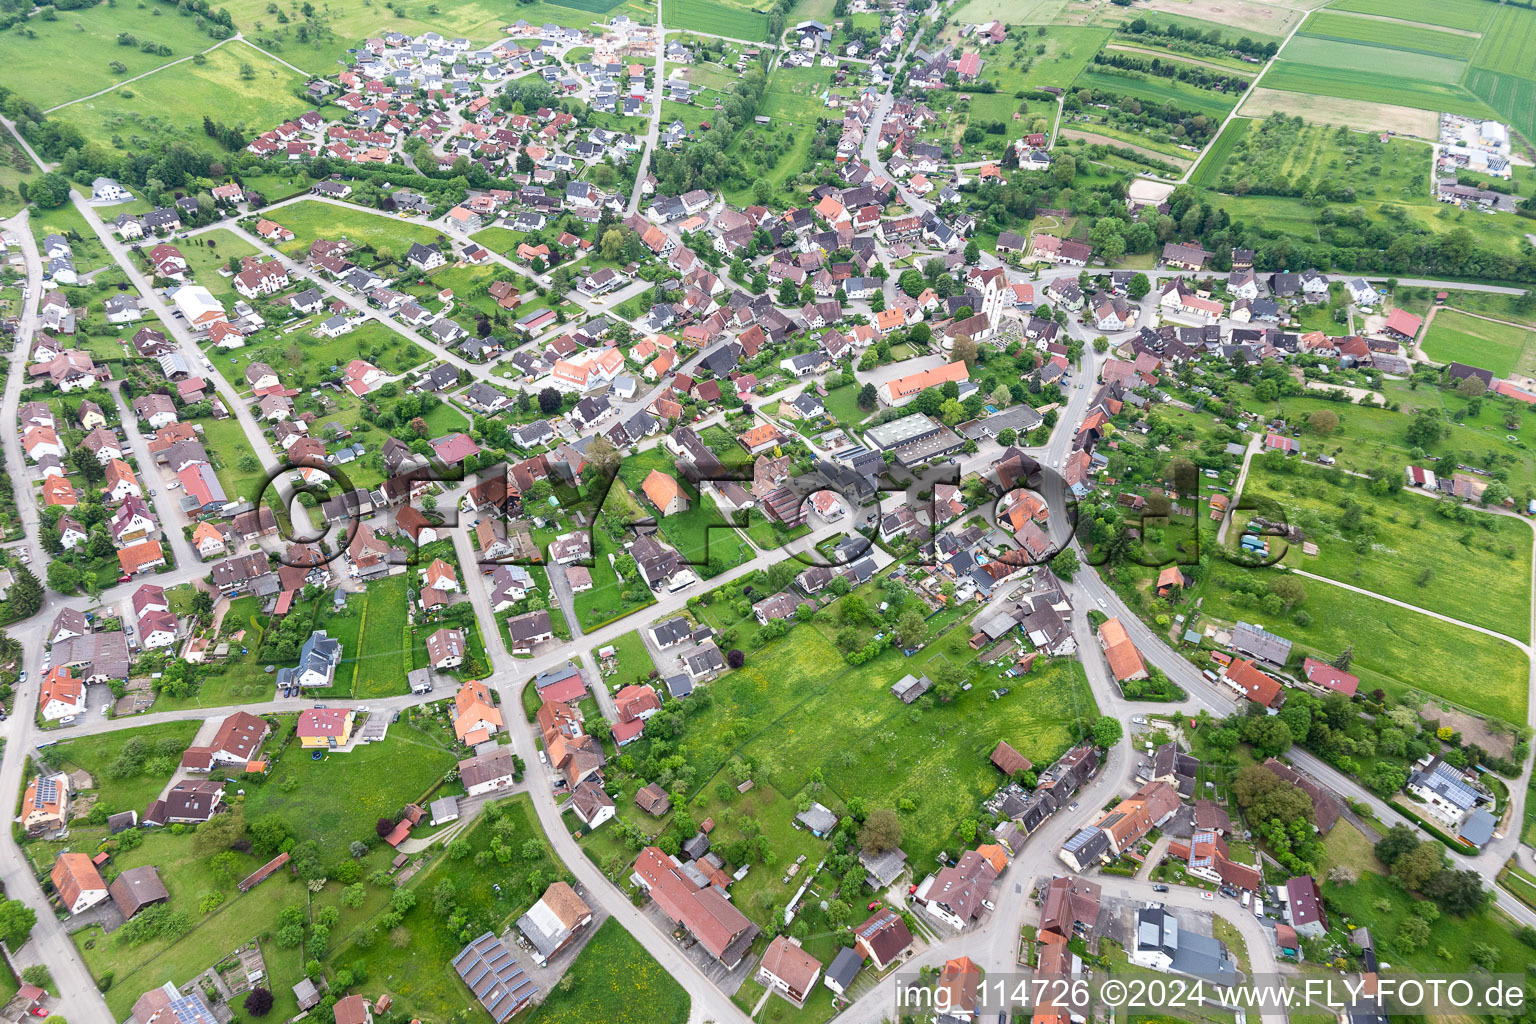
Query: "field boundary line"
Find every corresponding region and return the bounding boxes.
[44,36,234,113]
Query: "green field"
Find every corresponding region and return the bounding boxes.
[525,919,690,1024]
[598,629,656,687]
[1277,35,1468,85]
[1472,4,1536,77]
[1324,0,1492,32]
[1199,558,1528,723]
[54,41,311,151]
[1298,11,1478,60]
[1243,461,1533,641]
[1072,69,1238,119]
[351,574,415,697]
[50,720,202,817]
[1193,116,1428,200]
[1465,67,1536,143]
[661,0,768,40]
[272,200,446,257]
[661,609,1098,871]
[242,715,457,862]
[1421,309,1536,379]
[1261,62,1496,118]
[331,795,560,1024]
[0,3,223,110]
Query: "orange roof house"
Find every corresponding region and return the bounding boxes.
[118,539,167,576]
[1098,617,1147,682]
[42,475,77,506]
[453,679,503,743]
[1224,657,1285,709]
[641,470,688,516]
[881,360,970,405]
[738,423,785,453]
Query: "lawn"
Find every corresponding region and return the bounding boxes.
[1421,309,1535,379]
[347,574,413,697]
[270,200,445,259]
[49,720,202,817]
[0,1,220,109]
[1325,0,1493,32]
[598,629,656,687]
[571,528,657,631]
[55,41,311,152]
[524,918,690,1024]
[660,0,768,40]
[1241,460,1533,641]
[823,384,875,428]
[660,610,1098,872]
[180,230,259,307]
[241,714,456,863]
[193,413,273,505]
[330,795,561,1024]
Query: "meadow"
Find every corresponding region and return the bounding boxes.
[1260,63,1496,119]
[1198,560,1528,723]
[1420,309,1536,379]
[0,3,220,110]
[664,608,1098,871]
[242,715,457,862]
[54,41,311,152]
[1071,69,1238,120]
[951,0,1063,22]
[330,796,561,1023]
[1324,0,1492,32]
[660,0,769,40]
[1242,461,1533,641]
[525,919,690,1024]
[1298,11,1478,60]
[270,199,446,257]
[1235,88,1436,136]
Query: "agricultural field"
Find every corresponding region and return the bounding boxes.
[1298,11,1479,60]
[1236,87,1437,137]
[1275,36,1468,86]
[1325,0,1493,33]
[1420,309,1536,380]
[53,41,311,152]
[951,0,1063,22]
[525,919,690,1024]
[1471,4,1536,78]
[1259,62,1496,119]
[1111,1,1298,40]
[1071,68,1239,120]
[1241,460,1533,641]
[1192,117,1430,201]
[661,0,768,40]
[1465,66,1536,143]
[0,3,221,110]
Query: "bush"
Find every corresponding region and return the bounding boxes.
[243,988,274,1017]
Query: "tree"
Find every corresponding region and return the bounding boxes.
[1244,716,1293,757]
[726,649,744,669]
[951,334,978,367]
[537,387,562,414]
[895,608,926,647]
[858,808,902,853]
[376,816,397,838]
[243,989,274,1017]
[963,240,980,265]
[1396,915,1430,953]
[1049,548,1078,580]
[584,435,621,480]
[1425,868,1488,914]
[1405,409,1446,449]
[932,660,968,701]
[1091,716,1123,748]
[1392,842,1443,890]
[1308,409,1339,436]
[0,899,36,950]
[857,382,878,410]
[1128,273,1151,299]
